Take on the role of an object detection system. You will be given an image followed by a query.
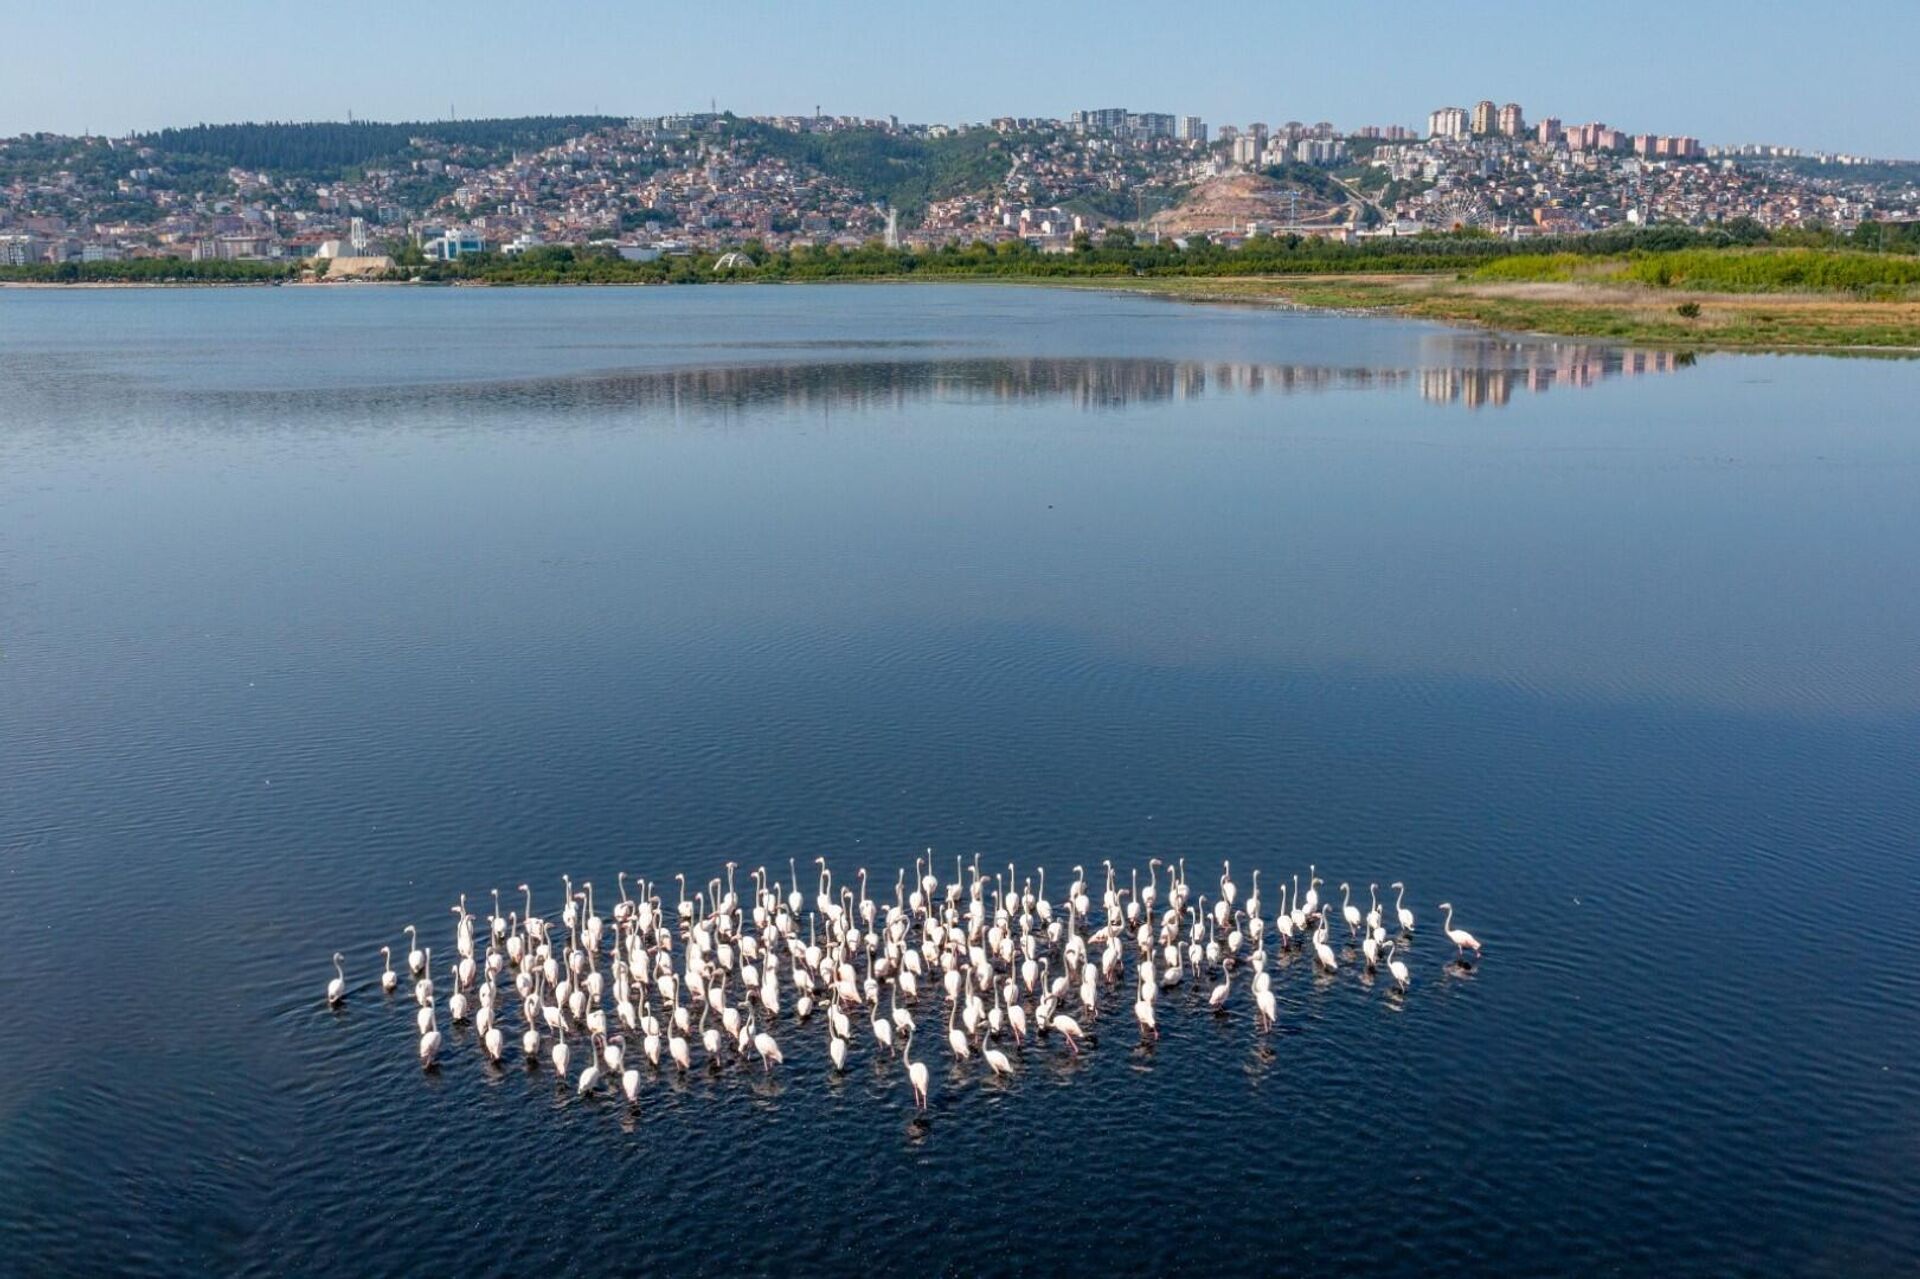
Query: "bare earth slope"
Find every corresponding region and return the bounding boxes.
[1147,173,1344,236]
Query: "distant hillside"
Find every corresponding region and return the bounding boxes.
[720,119,1019,218]
[138,116,621,180]
[1738,156,1920,187]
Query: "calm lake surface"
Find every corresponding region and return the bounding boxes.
[2,284,1917,1276]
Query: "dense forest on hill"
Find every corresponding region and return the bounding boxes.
[137,116,623,180]
[719,119,1021,217]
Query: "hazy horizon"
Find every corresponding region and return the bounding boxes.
[3,0,1915,158]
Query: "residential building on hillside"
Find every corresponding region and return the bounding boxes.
[1429,107,1469,140]
[423,230,486,260]
[3,109,1910,265]
[1071,108,1130,134]
[1127,112,1175,140]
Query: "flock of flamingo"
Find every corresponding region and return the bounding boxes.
[324,855,1482,1111]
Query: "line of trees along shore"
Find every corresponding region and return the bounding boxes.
[0,257,296,283]
[6,221,1920,289]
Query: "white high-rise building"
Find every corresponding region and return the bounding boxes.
[1427,106,1469,140]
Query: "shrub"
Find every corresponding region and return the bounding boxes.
[1622,248,1920,294]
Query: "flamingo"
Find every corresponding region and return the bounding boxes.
[518,883,542,944]
[947,992,970,1062]
[1313,919,1338,973]
[415,947,435,1009]
[1439,903,1481,958]
[379,946,398,994]
[1384,940,1410,992]
[418,1019,441,1068]
[751,1020,783,1072]
[1392,882,1415,933]
[326,953,345,1006]
[903,1025,929,1110]
[1341,883,1362,937]
[578,1034,604,1095]
[1134,987,1158,1039]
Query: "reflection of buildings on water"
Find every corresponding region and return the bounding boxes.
[1186,362,1409,404]
[1065,359,1415,407]
[204,345,1692,424]
[1414,339,1691,409]
[258,357,1424,418]
[452,350,1676,417]
[613,346,1687,417]
[577,357,1415,415]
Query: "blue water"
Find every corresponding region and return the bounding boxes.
[1,284,1916,1276]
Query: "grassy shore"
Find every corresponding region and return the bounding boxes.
[7,246,1918,352]
[1065,272,1920,353]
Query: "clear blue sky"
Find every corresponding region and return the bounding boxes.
[6,0,1915,157]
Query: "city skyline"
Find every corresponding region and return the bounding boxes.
[8,97,1909,171]
[3,0,1917,158]
[9,103,1909,272]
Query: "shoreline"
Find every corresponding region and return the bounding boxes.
[0,279,293,289]
[7,271,1918,354]
[1037,274,1920,355]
